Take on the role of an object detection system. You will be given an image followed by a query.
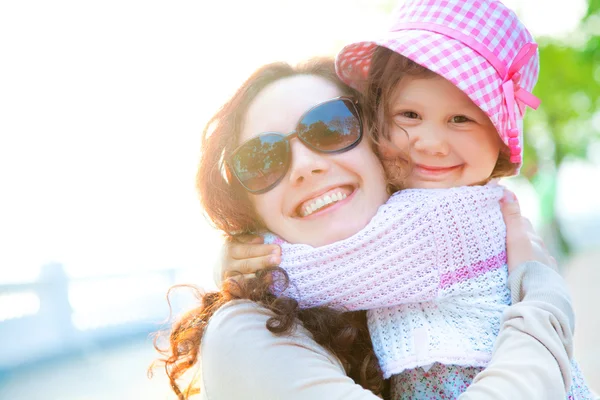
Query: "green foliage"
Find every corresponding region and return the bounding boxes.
[523,0,600,171]
[519,1,600,253]
[584,0,600,19]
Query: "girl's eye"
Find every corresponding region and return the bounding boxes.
[451,115,472,123]
[399,111,420,119]
[392,111,420,127]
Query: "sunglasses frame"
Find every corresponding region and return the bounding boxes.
[227,96,363,194]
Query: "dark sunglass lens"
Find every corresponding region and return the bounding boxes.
[298,99,361,151]
[231,134,289,192]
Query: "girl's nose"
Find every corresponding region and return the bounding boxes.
[411,126,450,156]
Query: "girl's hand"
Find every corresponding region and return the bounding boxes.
[214,234,281,287]
[500,189,557,273]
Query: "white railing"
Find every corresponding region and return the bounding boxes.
[0,263,184,371]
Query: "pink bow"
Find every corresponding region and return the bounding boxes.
[502,43,541,137]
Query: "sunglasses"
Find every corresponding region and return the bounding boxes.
[227,97,363,194]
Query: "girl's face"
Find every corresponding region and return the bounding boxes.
[382,75,502,189]
[239,75,389,247]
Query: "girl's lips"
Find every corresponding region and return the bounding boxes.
[415,164,462,176]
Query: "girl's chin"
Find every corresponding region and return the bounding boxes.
[408,179,454,189]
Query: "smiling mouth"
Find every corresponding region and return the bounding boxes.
[415,164,462,176]
[297,186,354,217]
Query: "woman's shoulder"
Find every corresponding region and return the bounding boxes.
[199,300,366,399]
[202,300,269,345]
[203,300,340,359]
[205,299,271,328]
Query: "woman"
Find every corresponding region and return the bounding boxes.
[154,58,573,399]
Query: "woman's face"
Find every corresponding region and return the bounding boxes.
[239,75,389,247]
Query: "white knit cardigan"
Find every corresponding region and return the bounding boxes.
[265,185,510,377]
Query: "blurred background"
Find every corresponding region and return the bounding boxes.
[1,0,599,399]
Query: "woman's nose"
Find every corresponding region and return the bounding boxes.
[411,126,450,156]
[287,139,330,186]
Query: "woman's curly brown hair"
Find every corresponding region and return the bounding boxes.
[150,58,386,399]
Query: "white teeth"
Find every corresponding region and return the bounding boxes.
[301,191,349,217]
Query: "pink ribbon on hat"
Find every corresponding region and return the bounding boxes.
[502,43,540,163]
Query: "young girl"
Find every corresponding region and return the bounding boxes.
[222,0,594,398]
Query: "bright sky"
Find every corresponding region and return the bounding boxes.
[0,0,591,284]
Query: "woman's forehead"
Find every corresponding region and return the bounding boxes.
[239,75,341,143]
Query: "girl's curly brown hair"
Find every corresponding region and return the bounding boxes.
[151,58,386,399]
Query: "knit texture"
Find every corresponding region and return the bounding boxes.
[265,184,510,377]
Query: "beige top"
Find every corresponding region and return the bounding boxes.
[198,262,575,400]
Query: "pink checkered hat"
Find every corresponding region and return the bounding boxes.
[336,0,540,167]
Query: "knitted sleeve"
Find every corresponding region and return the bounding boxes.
[268,185,506,311]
